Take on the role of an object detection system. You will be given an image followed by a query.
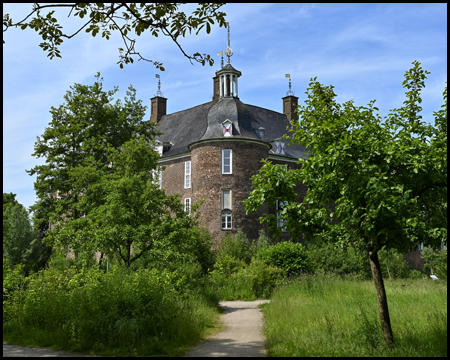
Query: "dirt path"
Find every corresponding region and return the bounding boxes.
[184,300,270,357]
[2,343,101,357]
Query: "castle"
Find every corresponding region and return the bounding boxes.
[148,57,308,243]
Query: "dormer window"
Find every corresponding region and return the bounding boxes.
[274,140,286,155]
[155,141,163,156]
[223,120,233,137]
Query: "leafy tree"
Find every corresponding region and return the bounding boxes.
[3,3,227,69]
[49,136,196,268]
[244,61,447,348]
[3,196,50,275]
[3,192,19,241]
[27,73,159,251]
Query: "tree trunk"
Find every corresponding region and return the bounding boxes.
[369,249,394,349]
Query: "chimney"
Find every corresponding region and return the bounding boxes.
[282,95,299,123]
[150,96,167,123]
[212,75,220,103]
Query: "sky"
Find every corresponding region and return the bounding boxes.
[3,3,447,213]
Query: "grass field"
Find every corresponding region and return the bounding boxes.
[262,274,447,357]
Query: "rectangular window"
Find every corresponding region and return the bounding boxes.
[153,168,162,189]
[276,200,288,232]
[418,242,424,252]
[222,149,232,174]
[184,198,191,215]
[442,242,447,251]
[185,161,191,188]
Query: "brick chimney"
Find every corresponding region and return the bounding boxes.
[282,95,299,122]
[150,96,167,123]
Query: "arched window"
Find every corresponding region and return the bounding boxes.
[221,209,232,230]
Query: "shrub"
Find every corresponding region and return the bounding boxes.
[210,258,284,300]
[215,229,254,266]
[306,242,371,279]
[256,241,308,277]
[422,248,447,280]
[4,263,220,356]
[244,258,285,299]
[378,247,412,279]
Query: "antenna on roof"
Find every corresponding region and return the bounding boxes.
[224,22,233,64]
[218,51,224,69]
[285,74,295,96]
[154,74,163,97]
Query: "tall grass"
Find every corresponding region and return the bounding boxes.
[263,274,447,357]
[3,264,221,356]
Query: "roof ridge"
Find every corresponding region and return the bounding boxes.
[243,102,286,117]
[162,101,213,117]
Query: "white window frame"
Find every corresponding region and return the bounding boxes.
[222,149,232,174]
[153,168,162,189]
[418,242,424,252]
[221,189,232,230]
[221,209,232,230]
[223,120,232,137]
[184,198,191,215]
[275,141,286,155]
[276,200,288,232]
[185,160,191,189]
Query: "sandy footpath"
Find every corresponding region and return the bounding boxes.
[184,300,270,357]
[3,300,270,357]
[2,343,101,357]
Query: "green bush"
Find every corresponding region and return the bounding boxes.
[215,229,254,266]
[3,261,220,356]
[378,247,412,279]
[210,258,284,300]
[422,248,447,280]
[306,242,372,279]
[256,241,308,277]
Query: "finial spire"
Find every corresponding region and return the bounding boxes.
[285,74,295,96]
[217,51,224,69]
[154,74,163,97]
[224,22,233,64]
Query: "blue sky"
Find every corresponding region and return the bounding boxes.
[3,3,447,212]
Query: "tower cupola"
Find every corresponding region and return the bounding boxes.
[213,22,242,99]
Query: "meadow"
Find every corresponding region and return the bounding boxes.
[3,229,447,357]
[262,274,447,357]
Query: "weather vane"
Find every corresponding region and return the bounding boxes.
[224,22,233,64]
[217,51,224,69]
[285,74,295,96]
[154,74,163,97]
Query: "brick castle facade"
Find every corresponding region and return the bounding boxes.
[149,61,308,244]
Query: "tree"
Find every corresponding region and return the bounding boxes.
[26,74,159,251]
[244,61,447,348]
[3,192,19,241]
[3,3,227,69]
[3,194,50,275]
[48,136,197,268]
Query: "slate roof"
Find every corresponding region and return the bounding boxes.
[153,96,309,160]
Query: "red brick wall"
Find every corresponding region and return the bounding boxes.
[158,147,309,245]
[190,140,271,243]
